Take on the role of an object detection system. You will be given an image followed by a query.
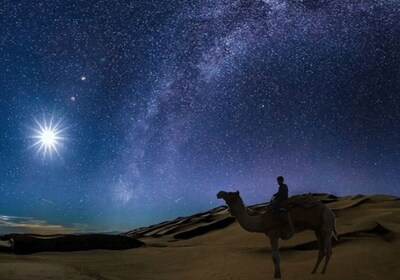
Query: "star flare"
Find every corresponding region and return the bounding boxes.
[30,116,67,158]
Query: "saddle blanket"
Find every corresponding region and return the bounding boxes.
[262,195,325,229]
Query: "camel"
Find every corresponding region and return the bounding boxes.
[217,191,337,279]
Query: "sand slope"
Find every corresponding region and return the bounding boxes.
[0,193,399,280]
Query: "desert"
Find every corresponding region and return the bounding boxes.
[0,193,399,280]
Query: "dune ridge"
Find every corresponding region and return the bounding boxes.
[125,193,399,247]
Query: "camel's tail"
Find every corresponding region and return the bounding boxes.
[332,219,338,241]
[330,208,338,241]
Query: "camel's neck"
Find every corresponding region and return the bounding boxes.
[227,200,266,233]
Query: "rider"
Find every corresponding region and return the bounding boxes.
[269,176,289,214]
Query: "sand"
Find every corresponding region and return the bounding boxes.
[0,193,399,280]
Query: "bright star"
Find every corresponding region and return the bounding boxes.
[30,115,67,158]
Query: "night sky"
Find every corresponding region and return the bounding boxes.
[1,0,399,234]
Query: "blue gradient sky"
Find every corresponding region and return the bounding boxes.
[1,0,399,234]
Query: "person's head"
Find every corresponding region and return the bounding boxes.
[277,176,284,185]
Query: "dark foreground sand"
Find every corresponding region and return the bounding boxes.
[0,193,399,280]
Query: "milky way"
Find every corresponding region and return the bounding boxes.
[1,0,399,232]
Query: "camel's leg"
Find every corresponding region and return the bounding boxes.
[269,231,281,279]
[311,231,325,274]
[321,231,333,274]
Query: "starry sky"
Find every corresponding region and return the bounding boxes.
[1,0,399,234]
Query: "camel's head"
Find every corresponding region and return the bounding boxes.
[216,191,243,215]
[216,191,227,200]
[217,190,240,201]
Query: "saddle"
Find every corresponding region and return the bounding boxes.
[262,195,324,229]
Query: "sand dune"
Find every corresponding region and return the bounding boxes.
[0,193,399,279]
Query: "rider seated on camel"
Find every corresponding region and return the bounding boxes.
[269,176,289,214]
